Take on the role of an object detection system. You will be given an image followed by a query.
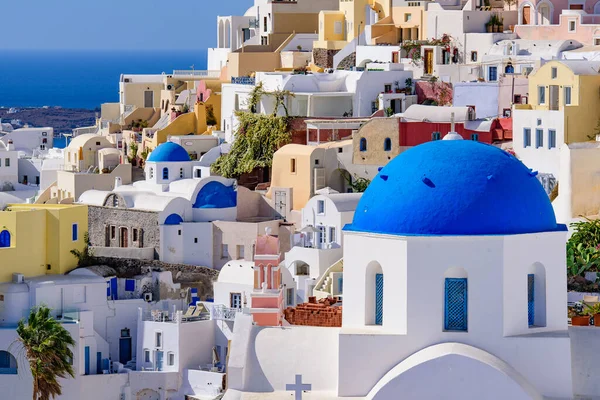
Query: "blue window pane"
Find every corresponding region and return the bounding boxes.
[536,129,543,148]
[471,134,479,142]
[72,224,78,241]
[548,130,556,149]
[360,138,367,152]
[0,230,10,248]
[528,274,535,326]
[375,273,383,325]
[523,128,531,147]
[444,278,468,331]
[489,67,497,81]
[125,279,135,292]
[162,167,169,180]
[384,138,392,151]
[338,276,343,294]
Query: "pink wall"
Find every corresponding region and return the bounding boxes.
[252,297,279,308]
[253,313,280,326]
[515,14,600,45]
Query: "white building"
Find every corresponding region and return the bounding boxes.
[0,127,54,155]
[226,138,573,399]
[0,140,39,207]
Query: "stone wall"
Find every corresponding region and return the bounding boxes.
[313,48,340,69]
[88,206,160,257]
[284,297,342,327]
[336,52,356,71]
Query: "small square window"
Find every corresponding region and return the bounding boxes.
[4,158,10,167]
[194,238,198,243]
[125,279,135,292]
[569,20,576,32]
[315,159,320,165]
[96,141,101,146]
[337,148,343,153]
[595,38,600,45]
[405,13,412,22]
[551,67,557,79]
[537,118,542,126]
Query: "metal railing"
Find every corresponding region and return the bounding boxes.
[211,305,243,321]
[249,18,259,28]
[172,70,221,78]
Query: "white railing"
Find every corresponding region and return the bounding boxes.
[211,305,242,321]
[172,70,221,78]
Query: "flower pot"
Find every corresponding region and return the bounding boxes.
[492,25,498,33]
[497,24,503,32]
[486,25,492,33]
[594,314,600,326]
[572,315,591,326]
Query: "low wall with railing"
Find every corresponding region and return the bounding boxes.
[91,246,155,260]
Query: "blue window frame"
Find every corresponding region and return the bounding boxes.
[523,128,531,148]
[536,128,544,148]
[528,274,535,327]
[444,278,468,331]
[360,138,367,152]
[162,167,169,180]
[383,138,392,151]
[471,134,479,142]
[375,273,383,326]
[84,346,90,375]
[72,224,78,241]
[548,129,556,149]
[432,132,441,141]
[0,230,10,248]
[488,66,498,82]
[125,279,135,292]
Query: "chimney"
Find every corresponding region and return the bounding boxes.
[7,139,14,151]
[114,176,122,189]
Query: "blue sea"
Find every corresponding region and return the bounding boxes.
[0,50,208,110]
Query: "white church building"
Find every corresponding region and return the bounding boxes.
[225,138,572,399]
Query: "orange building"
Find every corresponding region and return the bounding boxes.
[251,233,284,326]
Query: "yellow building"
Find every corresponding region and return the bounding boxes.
[0,204,89,282]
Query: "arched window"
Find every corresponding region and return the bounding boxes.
[360,138,367,152]
[0,230,10,248]
[505,64,514,74]
[0,351,18,374]
[444,267,468,331]
[149,168,154,179]
[528,263,546,327]
[384,138,392,151]
[365,261,383,326]
[162,167,169,180]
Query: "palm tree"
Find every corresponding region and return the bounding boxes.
[16,306,75,400]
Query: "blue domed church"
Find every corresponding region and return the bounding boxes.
[227,138,573,400]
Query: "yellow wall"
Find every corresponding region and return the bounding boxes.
[228,51,281,79]
[319,11,345,42]
[123,83,163,109]
[273,13,320,34]
[528,61,600,144]
[391,6,427,40]
[0,204,88,282]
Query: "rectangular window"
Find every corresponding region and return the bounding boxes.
[384,84,392,93]
[4,158,9,167]
[290,158,296,173]
[538,86,546,105]
[314,159,319,165]
[523,128,531,147]
[286,288,294,306]
[168,353,175,366]
[317,200,325,215]
[72,224,78,241]
[470,51,477,62]
[132,229,138,242]
[548,129,556,149]
[569,20,576,31]
[564,86,572,105]
[231,292,242,309]
[144,350,150,363]
[488,66,497,82]
[405,13,412,22]
[432,132,441,141]
[334,21,342,34]
[125,279,135,292]
[444,278,468,331]
[329,227,336,243]
[527,274,535,327]
[221,244,229,259]
[155,332,162,348]
[551,67,557,79]
[596,38,600,45]
[471,134,479,142]
[237,245,245,259]
[536,128,544,148]
[111,226,116,239]
[194,238,198,243]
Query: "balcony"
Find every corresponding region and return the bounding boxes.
[249,18,259,28]
[211,305,244,321]
[231,77,256,85]
[172,70,221,78]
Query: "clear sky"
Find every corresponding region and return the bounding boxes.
[0,0,254,50]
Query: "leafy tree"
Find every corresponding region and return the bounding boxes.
[567,218,600,277]
[16,306,75,400]
[211,113,291,178]
[70,232,95,268]
[339,170,371,192]
[129,142,138,161]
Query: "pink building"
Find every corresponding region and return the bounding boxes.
[250,233,284,326]
[516,0,600,45]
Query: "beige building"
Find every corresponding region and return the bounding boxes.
[352,117,400,165]
[64,134,114,172]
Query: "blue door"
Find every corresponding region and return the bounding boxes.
[96,352,102,375]
[84,346,90,375]
[528,274,535,326]
[119,337,132,364]
[375,273,383,325]
[156,351,164,371]
[0,230,10,248]
[444,278,468,331]
[110,277,118,300]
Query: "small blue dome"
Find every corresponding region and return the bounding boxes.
[346,140,563,236]
[147,142,190,162]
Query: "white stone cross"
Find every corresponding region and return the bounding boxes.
[286,374,312,400]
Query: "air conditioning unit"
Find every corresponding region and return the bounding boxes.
[12,273,24,284]
[144,293,153,302]
[167,84,174,90]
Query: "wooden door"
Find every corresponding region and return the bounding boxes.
[392,51,399,63]
[424,49,434,75]
[120,227,128,248]
[523,6,531,25]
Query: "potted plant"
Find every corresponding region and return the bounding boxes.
[486,22,493,33]
[297,45,303,52]
[571,302,591,326]
[583,302,600,326]
[405,78,413,95]
[394,81,401,93]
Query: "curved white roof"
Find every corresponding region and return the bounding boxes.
[217,260,255,284]
[67,134,110,150]
[98,148,120,156]
[487,39,582,58]
[401,105,471,123]
[325,193,362,212]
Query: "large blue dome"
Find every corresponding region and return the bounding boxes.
[346,140,563,236]
[147,142,190,162]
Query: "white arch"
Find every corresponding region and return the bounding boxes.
[537,0,554,25]
[218,19,225,49]
[518,1,538,26]
[367,343,543,400]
